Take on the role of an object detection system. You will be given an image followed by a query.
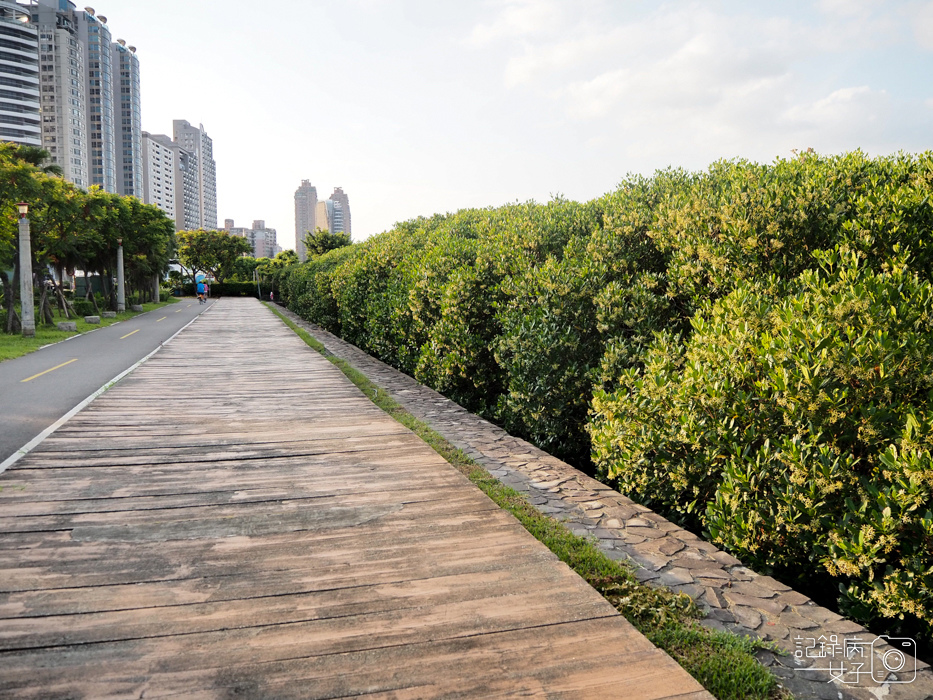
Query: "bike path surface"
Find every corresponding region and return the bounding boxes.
[0,298,214,467]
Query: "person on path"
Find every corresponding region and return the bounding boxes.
[197,281,206,303]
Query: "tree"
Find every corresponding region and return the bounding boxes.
[304,227,352,257]
[0,143,45,332]
[11,145,64,177]
[256,249,300,296]
[176,229,252,285]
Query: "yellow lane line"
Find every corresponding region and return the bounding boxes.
[21,359,78,383]
[175,308,183,313]
[156,316,167,322]
[120,329,140,340]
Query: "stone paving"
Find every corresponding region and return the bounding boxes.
[276,306,933,700]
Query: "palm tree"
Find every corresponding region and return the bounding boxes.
[13,145,64,177]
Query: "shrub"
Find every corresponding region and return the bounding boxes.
[590,250,933,637]
[282,151,933,636]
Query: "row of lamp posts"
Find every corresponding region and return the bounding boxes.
[15,202,125,337]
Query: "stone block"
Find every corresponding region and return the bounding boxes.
[656,566,695,586]
[706,607,735,623]
[723,591,788,615]
[703,586,727,609]
[84,315,100,324]
[669,582,703,599]
[670,554,724,571]
[753,574,792,592]
[796,604,843,625]
[733,606,763,630]
[778,610,821,631]
[711,550,743,567]
[730,580,778,599]
[130,304,144,312]
[101,311,116,318]
[775,590,812,607]
[56,321,77,332]
[657,539,685,556]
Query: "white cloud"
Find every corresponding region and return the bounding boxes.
[782,86,882,128]
[463,1,931,166]
[467,0,564,46]
[912,1,933,49]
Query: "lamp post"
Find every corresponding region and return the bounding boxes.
[17,202,35,338]
[116,237,125,313]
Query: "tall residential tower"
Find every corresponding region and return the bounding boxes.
[32,0,89,187]
[76,7,115,191]
[173,119,216,229]
[0,1,40,147]
[294,179,317,261]
[328,187,351,236]
[112,38,141,197]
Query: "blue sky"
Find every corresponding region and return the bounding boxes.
[109,0,933,248]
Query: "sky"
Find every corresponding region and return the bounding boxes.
[104,0,933,250]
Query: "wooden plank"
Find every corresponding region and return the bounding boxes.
[0,298,711,699]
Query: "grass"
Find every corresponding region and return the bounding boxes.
[268,305,790,700]
[0,298,180,362]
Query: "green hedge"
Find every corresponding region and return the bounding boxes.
[283,150,933,643]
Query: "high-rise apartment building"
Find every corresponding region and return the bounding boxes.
[329,187,351,236]
[3,2,142,193]
[314,187,352,238]
[294,179,317,261]
[0,1,40,147]
[32,0,88,188]
[112,38,141,197]
[141,132,176,220]
[315,198,332,233]
[175,146,199,230]
[225,219,279,259]
[76,7,114,191]
[142,130,199,231]
[173,119,216,229]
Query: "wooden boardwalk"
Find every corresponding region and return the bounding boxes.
[0,298,711,699]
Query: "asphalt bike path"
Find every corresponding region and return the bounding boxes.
[0,298,215,468]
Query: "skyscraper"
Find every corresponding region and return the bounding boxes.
[142,131,198,231]
[32,0,89,187]
[76,7,115,192]
[173,119,216,229]
[141,131,176,221]
[315,198,333,233]
[294,179,317,261]
[329,186,351,236]
[0,1,40,147]
[112,38,141,197]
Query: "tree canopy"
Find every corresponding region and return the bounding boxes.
[0,143,175,330]
[176,229,252,284]
[304,227,352,257]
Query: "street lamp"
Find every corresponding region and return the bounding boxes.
[17,202,35,337]
[116,236,125,312]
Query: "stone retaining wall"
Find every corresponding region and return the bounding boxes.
[277,306,933,700]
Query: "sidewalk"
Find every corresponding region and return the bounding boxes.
[0,298,711,699]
